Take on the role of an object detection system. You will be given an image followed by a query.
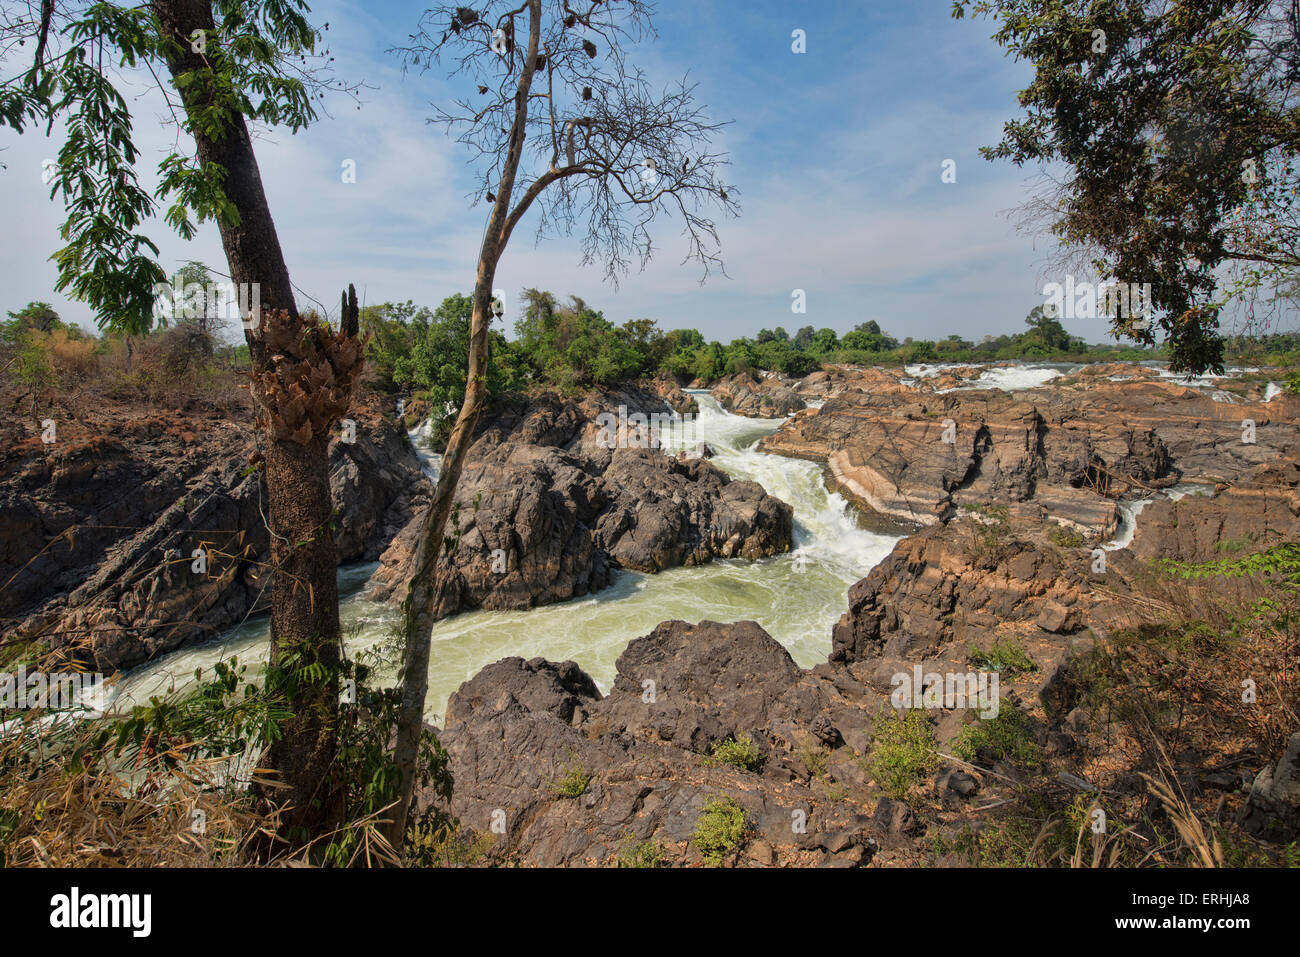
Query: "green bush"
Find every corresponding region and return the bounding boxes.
[549,760,590,799]
[705,733,763,773]
[692,796,749,866]
[952,706,1041,767]
[866,709,938,798]
[1047,523,1086,548]
[969,640,1039,676]
[616,837,665,868]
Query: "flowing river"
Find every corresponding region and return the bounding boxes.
[109,393,903,723]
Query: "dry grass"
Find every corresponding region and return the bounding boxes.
[0,716,270,867]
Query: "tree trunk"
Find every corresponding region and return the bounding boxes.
[384,0,543,844]
[385,273,495,842]
[151,0,348,838]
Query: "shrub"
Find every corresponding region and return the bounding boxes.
[1047,523,1086,548]
[705,733,763,773]
[969,639,1039,676]
[866,709,938,798]
[952,706,1042,767]
[692,796,749,866]
[549,760,590,799]
[616,837,665,868]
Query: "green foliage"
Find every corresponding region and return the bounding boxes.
[361,285,1184,401]
[512,290,654,391]
[1157,543,1300,591]
[362,294,523,444]
[549,758,590,799]
[7,0,331,334]
[321,652,454,866]
[950,0,1300,372]
[705,733,763,773]
[87,657,290,771]
[409,823,495,867]
[4,302,64,335]
[692,796,749,866]
[616,836,665,868]
[969,640,1039,677]
[1047,523,1086,548]
[951,706,1041,767]
[796,736,830,780]
[965,503,1016,565]
[866,709,939,798]
[842,319,898,353]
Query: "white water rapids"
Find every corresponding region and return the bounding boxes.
[108,393,902,723]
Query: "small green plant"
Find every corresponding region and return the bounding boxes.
[1047,523,1086,548]
[549,758,590,799]
[692,796,749,866]
[1157,543,1300,590]
[795,736,830,779]
[866,709,938,798]
[964,504,1014,564]
[969,639,1039,676]
[617,837,665,868]
[411,822,496,867]
[952,706,1042,767]
[705,733,763,773]
[1213,534,1256,555]
[819,778,848,803]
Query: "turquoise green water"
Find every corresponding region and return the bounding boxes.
[110,394,901,723]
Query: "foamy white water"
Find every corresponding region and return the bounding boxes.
[905,362,1069,392]
[112,393,901,723]
[1103,482,1216,550]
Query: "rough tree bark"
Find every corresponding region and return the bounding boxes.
[151,0,360,839]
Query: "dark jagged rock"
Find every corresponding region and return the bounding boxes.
[1242,732,1300,842]
[365,388,792,614]
[711,371,805,418]
[5,400,425,672]
[425,620,878,867]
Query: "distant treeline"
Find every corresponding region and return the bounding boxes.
[358,290,1300,397]
[6,288,1299,435]
[360,293,1173,399]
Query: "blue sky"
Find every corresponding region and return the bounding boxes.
[0,0,1092,344]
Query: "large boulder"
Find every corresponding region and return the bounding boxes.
[711,372,805,418]
[425,620,879,867]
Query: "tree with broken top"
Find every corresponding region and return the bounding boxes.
[384,0,738,839]
[1,0,365,840]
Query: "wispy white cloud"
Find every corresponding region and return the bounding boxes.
[0,0,1077,344]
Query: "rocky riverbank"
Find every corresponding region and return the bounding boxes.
[3,380,792,672]
[420,454,1300,865]
[416,365,1300,866]
[2,395,425,672]
[364,382,793,617]
[756,369,1299,535]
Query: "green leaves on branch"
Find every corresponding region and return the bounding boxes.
[159,155,241,240]
[8,0,328,334]
[45,43,164,336]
